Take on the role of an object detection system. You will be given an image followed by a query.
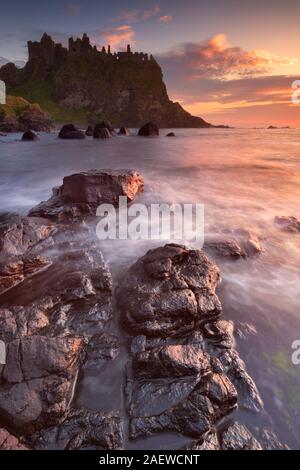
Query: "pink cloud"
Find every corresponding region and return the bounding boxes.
[159,15,173,23]
[90,26,135,50]
[160,34,297,80]
[117,5,160,23]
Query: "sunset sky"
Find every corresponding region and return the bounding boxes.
[0,0,299,126]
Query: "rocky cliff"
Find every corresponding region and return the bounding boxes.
[0,33,213,128]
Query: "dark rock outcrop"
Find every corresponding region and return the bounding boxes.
[204,228,262,260]
[94,127,111,139]
[21,130,39,141]
[93,121,114,134]
[118,127,130,136]
[30,408,123,450]
[0,213,55,257]
[166,132,175,137]
[138,122,159,137]
[274,215,300,233]
[58,124,85,140]
[117,244,221,337]
[28,169,144,220]
[117,244,266,444]
[0,428,30,450]
[221,422,262,450]
[0,235,115,442]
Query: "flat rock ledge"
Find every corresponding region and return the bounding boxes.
[117,244,285,449]
[29,169,144,221]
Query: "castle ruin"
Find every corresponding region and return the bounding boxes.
[28,33,153,66]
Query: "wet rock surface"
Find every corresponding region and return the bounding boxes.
[0,179,288,450]
[0,217,118,448]
[274,216,300,233]
[116,243,283,448]
[28,169,144,220]
[0,427,30,450]
[117,244,221,337]
[30,408,123,450]
[204,228,262,260]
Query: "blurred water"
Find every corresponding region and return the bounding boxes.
[0,128,300,448]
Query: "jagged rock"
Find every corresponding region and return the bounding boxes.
[0,213,55,257]
[118,244,266,445]
[258,428,289,450]
[0,254,51,295]
[184,431,220,450]
[58,124,85,140]
[138,122,159,137]
[130,391,215,439]
[0,335,84,435]
[30,408,123,450]
[274,215,300,233]
[0,428,30,450]
[21,130,39,141]
[133,344,211,379]
[28,169,144,220]
[118,127,130,136]
[203,320,235,349]
[84,333,119,369]
[218,349,264,412]
[85,125,93,136]
[94,127,111,139]
[166,132,175,137]
[204,228,262,260]
[221,422,262,450]
[117,244,221,337]
[0,238,114,441]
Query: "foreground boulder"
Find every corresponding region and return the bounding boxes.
[0,335,84,434]
[274,215,300,233]
[58,124,85,140]
[0,239,114,440]
[117,244,221,337]
[21,130,39,141]
[28,169,144,220]
[138,122,159,137]
[117,244,269,445]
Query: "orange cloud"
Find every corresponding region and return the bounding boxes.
[90,26,135,50]
[159,15,173,23]
[160,34,298,80]
[157,35,299,126]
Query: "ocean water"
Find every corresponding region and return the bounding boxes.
[0,128,300,449]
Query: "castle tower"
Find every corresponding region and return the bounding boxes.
[127,44,131,54]
[108,45,111,55]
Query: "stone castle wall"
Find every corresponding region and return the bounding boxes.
[28,33,151,65]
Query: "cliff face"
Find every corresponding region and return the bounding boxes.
[0,33,212,128]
